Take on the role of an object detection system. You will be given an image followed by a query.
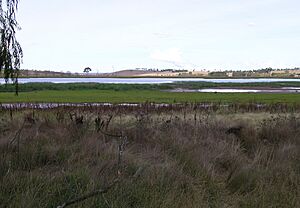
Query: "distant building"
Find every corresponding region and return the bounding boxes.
[226,72,233,77]
[191,70,209,76]
[288,70,300,75]
[270,70,286,75]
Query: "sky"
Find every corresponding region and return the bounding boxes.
[17,0,300,72]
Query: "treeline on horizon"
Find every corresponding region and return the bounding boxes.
[0,67,299,77]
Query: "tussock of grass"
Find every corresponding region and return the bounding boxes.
[0,109,299,207]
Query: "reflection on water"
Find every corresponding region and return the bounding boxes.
[1,77,300,84]
[172,88,300,93]
[198,89,260,93]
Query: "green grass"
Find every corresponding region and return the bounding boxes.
[2,82,300,93]
[1,90,300,104]
[1,82,300,104]
[0,83,170,92]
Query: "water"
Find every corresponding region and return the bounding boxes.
[197,88,300,93]
[168,87,300,93]
[1,77,300,84]
[199,89,261,93]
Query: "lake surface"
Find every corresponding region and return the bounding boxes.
[1,77,300,84]
[168,87,300,93]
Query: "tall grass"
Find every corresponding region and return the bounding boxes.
[0,108,299,207]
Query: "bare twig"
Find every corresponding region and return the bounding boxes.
[97,127,122,138]
[1,121,26,176]
[4,121,25,160]
[117,134,127,175]
[57,178,119,208]
[56,116,133,208]
[95,116,122,138]
[102,194,112,208]
[9,121,25,145]
[56,120,129,208]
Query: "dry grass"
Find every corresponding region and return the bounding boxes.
[0,108,299,207]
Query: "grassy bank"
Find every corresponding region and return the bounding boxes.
[1,82,300,93]
[0,109,299,207]
[0,83,170,92]
[0,89,300,104]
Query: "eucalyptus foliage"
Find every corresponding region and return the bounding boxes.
[0,0,23,94]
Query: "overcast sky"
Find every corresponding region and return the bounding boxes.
[17,0,300,72]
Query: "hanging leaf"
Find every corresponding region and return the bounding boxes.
[0,0,22,95]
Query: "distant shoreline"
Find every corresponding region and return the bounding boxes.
[3,75,300,79]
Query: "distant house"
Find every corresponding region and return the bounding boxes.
[270,70,286,76]
[191,70,209,76]
[288,70,300,75]
[226,72,233,77]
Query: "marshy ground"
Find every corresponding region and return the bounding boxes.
[0,105,299,207]
[1,82,300,104]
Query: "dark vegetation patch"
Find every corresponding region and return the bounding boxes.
[0,83,171,92]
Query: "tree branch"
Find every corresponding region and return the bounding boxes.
[57,178,119,208]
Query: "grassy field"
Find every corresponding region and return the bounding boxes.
[1,82,300,92]
[0,108,299,207]
[0,83,170,92]
[1,89,300,104]
[0,82,299,104]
